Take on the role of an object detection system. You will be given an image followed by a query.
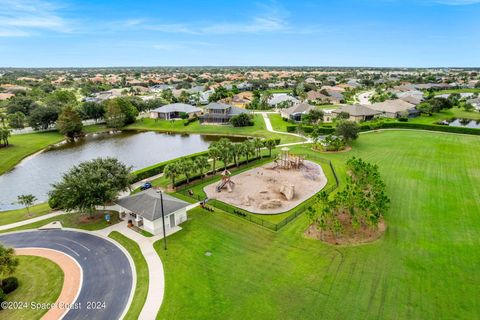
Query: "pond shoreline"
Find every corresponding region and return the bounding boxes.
[0,130,247,211]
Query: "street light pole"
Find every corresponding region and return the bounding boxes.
[160,190,167,250]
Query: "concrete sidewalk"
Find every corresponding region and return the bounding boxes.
[95,222,181,319]
[259,112,312,145]
[0,210,66,231]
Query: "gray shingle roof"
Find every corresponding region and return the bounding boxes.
[115,189,190,221]
[282,102,315,116]
[332,104,381,116]
[152,103,201,114]
[205,102,250,115]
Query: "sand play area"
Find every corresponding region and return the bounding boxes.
[204,160,328,214]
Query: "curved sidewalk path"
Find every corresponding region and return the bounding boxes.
[16,248,82,320]
[95,219,186,320]
[258,112,312,146]
[0,210,66,231]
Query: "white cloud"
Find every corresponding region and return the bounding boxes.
[0,0,72,36]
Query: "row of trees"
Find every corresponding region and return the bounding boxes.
[163,137,278,188]
[307,157,390,237]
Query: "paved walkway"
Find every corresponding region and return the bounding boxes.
[0,210,66,231]
[95,210,195,320]
[259,112,312,145]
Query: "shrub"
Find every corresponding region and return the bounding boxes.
[230,113,253,127]
[1,277,18,294]
[0,288,6,309]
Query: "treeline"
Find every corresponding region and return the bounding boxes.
[163,137,280,188]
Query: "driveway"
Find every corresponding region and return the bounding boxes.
[357,91,374,105]
[0,230,133,320]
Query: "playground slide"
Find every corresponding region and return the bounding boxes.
[216,180,228,192]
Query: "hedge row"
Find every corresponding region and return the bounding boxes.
[360,122,480,135]
[131,150,209,182]
[286,125,334,134]
[288,121,480,136]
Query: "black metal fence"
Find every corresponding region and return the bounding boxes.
[177,157,340,232]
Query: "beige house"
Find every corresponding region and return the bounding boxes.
[150,103,202,120]
[369,99,419,118]
[332,104,381,122]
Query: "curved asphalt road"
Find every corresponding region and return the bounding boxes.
[0,230,133,320]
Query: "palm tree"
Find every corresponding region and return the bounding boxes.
[242,140,255,163]
[216,138,233,169]
[230,143,242,167]
[194,156,210,180]
[17,194,37,217]
[163,162,180,188]
[252,138,263,158]
[208,144,221,175]
[177,159,194,184]
[264,139,277,157]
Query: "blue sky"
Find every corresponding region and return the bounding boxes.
[0,0,479,67]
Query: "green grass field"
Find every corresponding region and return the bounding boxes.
[155,130,480,319]
[0,210,120,234]
[109,231,149,320]
[1,255,64,320]
[125,114,304,144]
[0,203,52,226]
[267,113,290,132]
[0,131,64,175]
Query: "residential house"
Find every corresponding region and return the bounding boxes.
[199,102,250,124]
[268,93,300,108]
[306,90,343,104]
[280,102,315,122]
[369,99,419,118]
[115,189,192,236]
[332,104,381,122]
[150,103,202,120]
[229,92,253,108]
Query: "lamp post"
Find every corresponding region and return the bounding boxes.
[159,190,167,250]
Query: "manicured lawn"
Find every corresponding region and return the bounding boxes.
[109,231,149,320]
[0,210,120,234]
[0,202,52,226]
[125,115,304,144]
[0,131,64,175]
[268,113,290,132]
[155,130,480,319]
[432,88,480,95]
[1,255,64,320]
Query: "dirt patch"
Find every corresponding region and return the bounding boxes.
[16,248,81,320]
[204,160,327,214]
[305,215,386,245]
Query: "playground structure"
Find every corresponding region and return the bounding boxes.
[216,169,235,193]
[204,160,327,214]
[272,147,305,170]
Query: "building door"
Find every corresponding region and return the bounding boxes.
[169,214,175,228]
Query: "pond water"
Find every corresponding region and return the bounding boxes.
[446,118,480,129]
[0,131,244,211]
